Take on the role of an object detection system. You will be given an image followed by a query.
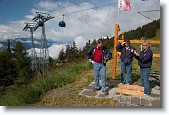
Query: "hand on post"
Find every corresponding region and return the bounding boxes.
[121,42,126,46]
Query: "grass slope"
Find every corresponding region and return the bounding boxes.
[0,61,93,106]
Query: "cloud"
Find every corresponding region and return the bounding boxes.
[74,36,88,49]
[48,44,66,59]
[24,15,34,20]
[36,1,58,10]
[27,44,66,59]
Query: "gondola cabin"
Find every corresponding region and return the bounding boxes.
[59,21,66,27]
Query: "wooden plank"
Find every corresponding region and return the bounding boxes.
[118,84,144,91]
[117,52,160,57]
[153,54,160,57]
[118,40,160,44]
[117,88,144,97]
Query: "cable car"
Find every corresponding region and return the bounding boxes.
[59,21,66,27]
[59,14,66,27]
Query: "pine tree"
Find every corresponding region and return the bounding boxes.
[13,41,32,85]
[0,39,15,86]
[0,51,7,86]
[71,42,79,62]
[5,39,16,85]
[65,45,71,61]
[58,47,65,63]
[104,37,114,49]
[91,39,96,46]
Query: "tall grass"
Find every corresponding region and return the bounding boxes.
[0,60,92,106]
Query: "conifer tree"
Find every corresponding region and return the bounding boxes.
[58,47,65,62]
[0,39,15,86]
[72,41,78,61]
[65,45,71,61]
[13,41,32,85]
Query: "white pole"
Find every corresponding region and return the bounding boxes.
[118,0,120,23]
[118,7,120,23]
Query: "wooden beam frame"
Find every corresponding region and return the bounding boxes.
[117,52,160,58]
[118,40,160,44]
[112,24,160,79]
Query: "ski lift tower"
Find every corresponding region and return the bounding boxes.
[32,12,54,76]
[23,22,37,70]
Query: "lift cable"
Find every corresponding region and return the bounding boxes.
[50,0,90,12]
[138,9,160,13]
[54,2,117,18]
[138,9,160,21]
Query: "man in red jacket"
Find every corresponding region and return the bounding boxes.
[87,39,112,95]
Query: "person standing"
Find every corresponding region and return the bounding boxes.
[135,40,153,96]
[116,39,136,84]
[87,38,112,95]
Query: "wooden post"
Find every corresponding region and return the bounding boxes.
[121,32,124,40]
[112,24,120,79]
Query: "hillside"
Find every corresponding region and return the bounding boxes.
[151,29,160,40]
[122,19,160,40]
[0,23,160,106]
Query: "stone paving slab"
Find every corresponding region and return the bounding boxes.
[79,79,161,107]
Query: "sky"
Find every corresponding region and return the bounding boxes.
[0,0,160,59]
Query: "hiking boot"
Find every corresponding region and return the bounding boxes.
[102,90,109,95]
[93,87,101,91]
